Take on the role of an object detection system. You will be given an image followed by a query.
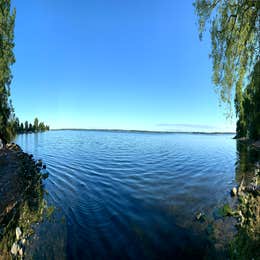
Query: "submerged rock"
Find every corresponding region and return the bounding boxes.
[195,212,206,222]
[16,227,22,240]
[42,172,49,179]
[219,204,234,217]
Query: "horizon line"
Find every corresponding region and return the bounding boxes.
[50,128,236,135]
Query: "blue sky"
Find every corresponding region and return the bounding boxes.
[11,0,235,132]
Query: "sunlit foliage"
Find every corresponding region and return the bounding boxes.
[194,0,260,139]
[194,0,260,111]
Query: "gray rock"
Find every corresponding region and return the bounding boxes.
[196,212,202,220]
[238,178,245,195]
[253,141,260,148]
[11,242,18,255]
[16,227,22,240]
[41,169,49,179]
[231,187,237,196]
[19,247,24,256]
[36,159,43,167]
[245,184,260,195]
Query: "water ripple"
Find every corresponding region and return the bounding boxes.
[16,131,237,259]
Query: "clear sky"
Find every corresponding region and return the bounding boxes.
[11,0,235,132]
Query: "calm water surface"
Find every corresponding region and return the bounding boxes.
[16,130,239,259]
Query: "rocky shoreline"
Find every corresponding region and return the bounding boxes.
[228,162,260,259]
[216,141,260,259]
[193,142,260,259]
[0,143,50,259]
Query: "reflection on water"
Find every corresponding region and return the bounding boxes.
[14,131,259,259]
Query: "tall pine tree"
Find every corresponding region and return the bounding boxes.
[0,0,16,143]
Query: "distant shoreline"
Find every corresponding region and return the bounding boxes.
[50,128,236,135]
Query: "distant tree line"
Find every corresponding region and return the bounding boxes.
[14,117,50,134]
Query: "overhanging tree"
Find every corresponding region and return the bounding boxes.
[194,0,260,137]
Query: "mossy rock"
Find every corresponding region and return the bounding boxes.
[219,204,234,217]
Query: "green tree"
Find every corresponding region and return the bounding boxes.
[28,123,33,132]
[14,116,19,133]
[38,122,45,132]
[0,0,16,143]
[34,117,39,132]
[20,122,24,132]
[5,112,17,140]
[194,0,260,138]
[24,121,28,132]
[194,1,259,107]
[240,61,260,140]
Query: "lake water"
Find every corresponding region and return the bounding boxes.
[15,130,242,259]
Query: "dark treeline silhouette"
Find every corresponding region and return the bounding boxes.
[14,117,50,134]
